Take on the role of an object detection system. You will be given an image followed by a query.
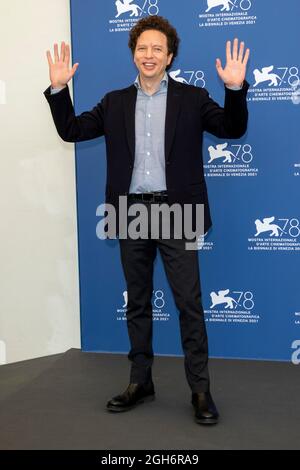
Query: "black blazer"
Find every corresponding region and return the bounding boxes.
[44,76,249,233]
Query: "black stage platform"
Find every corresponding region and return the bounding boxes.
[0,349,299,450]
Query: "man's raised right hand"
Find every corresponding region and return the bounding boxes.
[46,41,79,89]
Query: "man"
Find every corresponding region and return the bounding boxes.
[45,15,249,425]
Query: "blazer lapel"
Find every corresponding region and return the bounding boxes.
[123,85,137,162]
[165,76,183,162]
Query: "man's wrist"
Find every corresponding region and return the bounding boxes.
[51,83,66,90]
[50,86,67,95]
[225,81,244,90]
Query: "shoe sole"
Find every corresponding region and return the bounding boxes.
[106,394,155,413]
[194,417,219,425]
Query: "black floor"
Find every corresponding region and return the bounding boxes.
[0,349,299,450]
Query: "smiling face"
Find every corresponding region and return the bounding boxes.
[133,29,173,83]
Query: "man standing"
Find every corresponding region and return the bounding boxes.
[45,15,249,425]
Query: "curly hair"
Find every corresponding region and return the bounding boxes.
[128,16,180,70]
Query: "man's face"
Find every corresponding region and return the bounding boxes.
[133,29,173,81]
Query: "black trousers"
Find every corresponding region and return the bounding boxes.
[118,199,210,393]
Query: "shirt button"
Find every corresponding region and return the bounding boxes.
[146,171,150,175]
[147,132,151,137]
[147,152,150,156]
[148,114,151,118]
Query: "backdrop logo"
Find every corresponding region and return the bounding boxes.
[115,0,143,17]
[199,0,256,28]
[291,340,300,365]
[253,66,282,87]
[210,289,239,309]
[0,340,6,365]
[0,80,6,105]
[109,0,160,32]
[116,289,170,321]
[204,142,258,178]
[205,288,260,324]
[248,65,300,103]
[206,0,251,12]
[255,217,286,237]
[169,69,206,88]
[248,217,300,252]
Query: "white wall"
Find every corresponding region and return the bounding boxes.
[0,0,81,364]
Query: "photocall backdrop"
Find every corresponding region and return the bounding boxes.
[69,0,300,362]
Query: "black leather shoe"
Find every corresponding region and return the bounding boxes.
[192,391,219,425]
[106,382,155,412]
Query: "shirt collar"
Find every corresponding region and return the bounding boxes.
[134,72,168,92]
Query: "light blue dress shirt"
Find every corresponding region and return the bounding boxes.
[129,73,168,193]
